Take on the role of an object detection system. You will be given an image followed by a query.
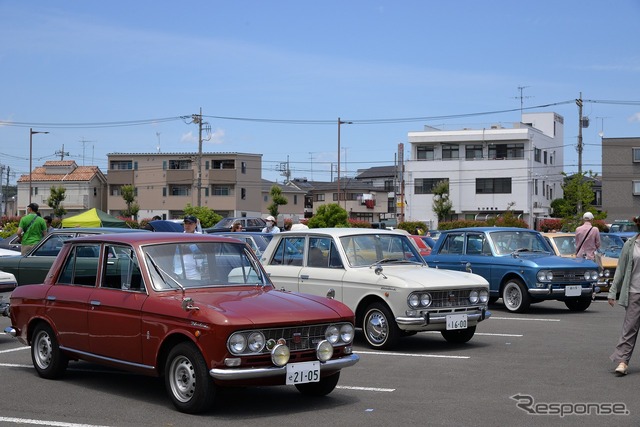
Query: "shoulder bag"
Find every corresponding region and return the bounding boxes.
[17,214,38,244]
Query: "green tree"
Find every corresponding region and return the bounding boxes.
[432,180,453,222]
[46,186,67,219]
[552,172,601,219]
[121,184,140,219]
[183,204,222,229]
[308,203,349,228]
[267,185,288,218]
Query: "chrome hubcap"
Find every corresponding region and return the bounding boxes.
[366,310,388,345]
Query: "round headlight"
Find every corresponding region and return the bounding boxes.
[408,294,420,308]
[537,271,547,282]
[469,290,479,304]
[325,325,340,344]
[247,332,265,353]
[591,270,599,281]
[229,333,247,354]
[317,340,334,362]
[420,293,432,307]
[479,289,489,303]
[603,269,611,278]
[271,344,290,367]
[340,323,354,344]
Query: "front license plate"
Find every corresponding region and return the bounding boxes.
[565,285,582,297]
[286,361,320,385]
[446,314,468,330]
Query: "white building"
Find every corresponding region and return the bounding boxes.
[404,112,564,229]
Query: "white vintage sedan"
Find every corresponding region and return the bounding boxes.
[261,228,491,349]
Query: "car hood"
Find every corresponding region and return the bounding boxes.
[501,252,599,268]
[368,264,489,289]
[177,287,349,325]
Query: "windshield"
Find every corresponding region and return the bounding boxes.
[600,234,624,257]
[143,241,267,290]
[552,236,576,256]
[490,231,550,255]
[339,234,423,267]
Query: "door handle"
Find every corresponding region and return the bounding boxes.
[300,274,309,279]
[90,300,101,306]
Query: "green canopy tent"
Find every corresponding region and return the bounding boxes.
[61,208,129,228]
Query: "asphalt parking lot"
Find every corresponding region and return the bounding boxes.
[0,291,639,427]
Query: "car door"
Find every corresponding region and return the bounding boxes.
[461,232,492,279]
[44,243,100,352]
[88,244,146,364]
[427,232,465,271]
[263,236,305,291]
[298,236,346,300]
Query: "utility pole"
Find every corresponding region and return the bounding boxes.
[55,144,70,161]
[189,108,211,207]
[576,93,583,175]
[4,166,9,216]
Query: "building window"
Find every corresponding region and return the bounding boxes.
[205,160,210,170]
[488,143,524,159]
[633,148,640,162]
[417,145,435,160]
[293,195,298,204]
[205,187,209,197]
[465,145,483,160]
[212,185,234,196]
[534,148,541,162]
[384,180,394,192]
[415,178,448,195]
[110,185,122,196]
[168,160,191,170]
[315,194,325,202]
[543,151,548,165]
[534,179,538,196]
[442,144,459,160]
[212,160,235,169]
[169,185,191,196]
[93,187,97,196]
[162,187,167,197]
[387,198,396,213]
[110,160,133,170]
[241,188,246,200]
[476,178,512,194]
[241,162,247,174]
[633,181,640,195]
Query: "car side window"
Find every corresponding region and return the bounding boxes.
[439,234,464,255]
[33,233,75,257]
[269,237,304,266]
[307,237,332,268]
[102,245,145,292]
[58,244,100,286]
[466,234,486,255]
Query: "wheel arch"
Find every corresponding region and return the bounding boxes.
[499,272,528,295]
[354,295,392,328]
[156,332,200,377]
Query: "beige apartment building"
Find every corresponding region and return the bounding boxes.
[107,152,263,220]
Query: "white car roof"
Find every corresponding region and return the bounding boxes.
[275,227,407,237]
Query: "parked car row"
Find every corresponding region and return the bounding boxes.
[0,223,619,413]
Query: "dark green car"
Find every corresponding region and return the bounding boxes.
[0,228,149,286]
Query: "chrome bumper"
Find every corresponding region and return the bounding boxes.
[209,353,360,381]
[396,309,490,327]
[529,285,595,296]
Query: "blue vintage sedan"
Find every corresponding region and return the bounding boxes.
[424,227,599,313]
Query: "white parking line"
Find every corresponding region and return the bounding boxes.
[491,316,560,322]
[0,417,111,427]
[0,346,29,354]
[337,385,395,392]
[355,350,469,359]
[0,362,31,368]
[422,331,523,337]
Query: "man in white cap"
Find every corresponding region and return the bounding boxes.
[575,211,600,260]
[262,215,280,233]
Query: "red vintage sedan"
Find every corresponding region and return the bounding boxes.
[5,233,358,413]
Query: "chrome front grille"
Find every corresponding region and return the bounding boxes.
[260,324,328,352]
[551,270,589,283]
[429,289,473,308]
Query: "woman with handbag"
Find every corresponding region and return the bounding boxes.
[575,212,600,260]
[17,203,47,255]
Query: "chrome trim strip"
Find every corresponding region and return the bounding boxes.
[59,346,156,371]
[209,354,360,381]
[396,310,490,326]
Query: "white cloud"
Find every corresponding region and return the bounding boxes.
[628,113,640,123]
[180,131,197,144]
[206,128,225,145]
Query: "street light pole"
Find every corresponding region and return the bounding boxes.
[29,128,49,205]
[337,117,352,210]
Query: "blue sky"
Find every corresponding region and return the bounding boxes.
[1,1,639,185]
